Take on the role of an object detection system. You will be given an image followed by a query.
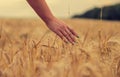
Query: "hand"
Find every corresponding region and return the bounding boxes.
[45,17,79,45]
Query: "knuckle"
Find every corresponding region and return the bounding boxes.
[67,37,71,41]
[69,33,72,36]
[63,32,68,36]
[56,32,59,35]
[69,33,73,37]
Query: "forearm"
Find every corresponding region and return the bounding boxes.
[27,0,55,24]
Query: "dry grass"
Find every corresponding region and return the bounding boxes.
[0,18,120,77]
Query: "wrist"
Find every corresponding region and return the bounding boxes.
[42,15,56,24]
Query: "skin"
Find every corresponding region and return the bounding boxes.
[27,0,79,45]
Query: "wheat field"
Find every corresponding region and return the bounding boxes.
[0,18,120,77]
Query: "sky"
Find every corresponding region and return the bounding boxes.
[0,0,120,18]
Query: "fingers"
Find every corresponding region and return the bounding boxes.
[56,31,68,43]
[60,30,74,45]
[59,27,77,45]
[67,27,79,38]
[56,26,79,45]
[64,27,76,43]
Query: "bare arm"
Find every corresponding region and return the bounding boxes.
[27,0,54,23]
[27,0,79,44]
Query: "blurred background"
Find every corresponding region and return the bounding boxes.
[0,0,120,20]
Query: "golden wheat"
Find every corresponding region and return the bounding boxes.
[0,18,120,77]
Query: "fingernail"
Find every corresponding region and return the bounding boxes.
[77,36,80,38]
[66,41,69,44]
[72,42,75,45]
